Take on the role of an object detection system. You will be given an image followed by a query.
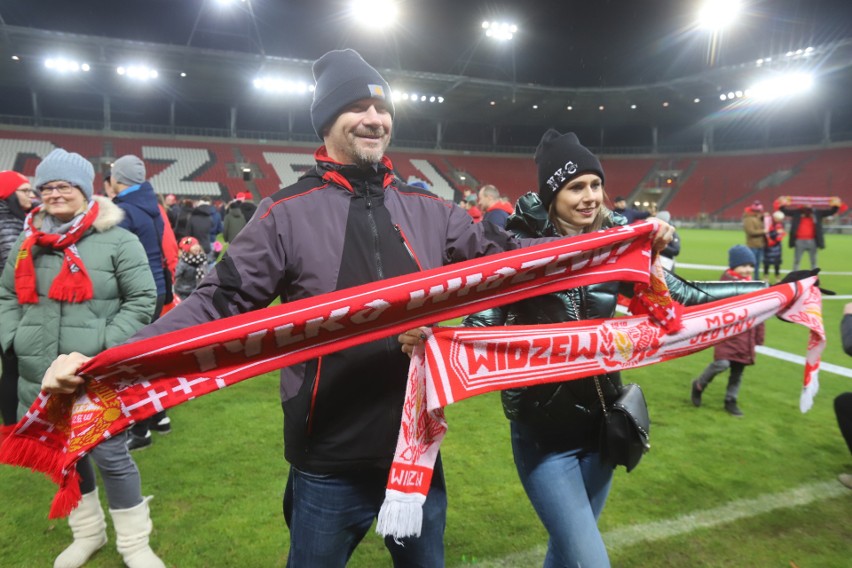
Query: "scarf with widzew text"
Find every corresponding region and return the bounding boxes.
[1,221,663,517]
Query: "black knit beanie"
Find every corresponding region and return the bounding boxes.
[310,49,394,138]
[534,129,605,210]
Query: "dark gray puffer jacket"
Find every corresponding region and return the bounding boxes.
[464,192,766,451]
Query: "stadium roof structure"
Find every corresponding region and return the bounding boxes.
[2,8,852,153]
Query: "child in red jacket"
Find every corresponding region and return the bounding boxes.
[691,245,765,417]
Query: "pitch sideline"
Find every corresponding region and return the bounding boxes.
[453,480,848,567]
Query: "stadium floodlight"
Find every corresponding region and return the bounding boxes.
[748,72,814,101]
[252,77,312,94]
[116,65,158,80]
[697,0,741,31]
[350,0,398,28]
[482,20,517,41]
[45,57,91,73]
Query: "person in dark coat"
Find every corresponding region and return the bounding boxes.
[779,197,840,271]
[108,155,173,450]
[763,210,786,281]
[691,245,765,417]
[836,303,852,490]
[0,170,35,434]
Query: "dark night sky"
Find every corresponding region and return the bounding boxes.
[2,0,850,86]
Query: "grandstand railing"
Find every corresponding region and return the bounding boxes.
[3,114,851,157]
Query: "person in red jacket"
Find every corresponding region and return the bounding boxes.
[690,245,765,417]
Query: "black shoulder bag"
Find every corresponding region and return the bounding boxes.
[594,377,651,472]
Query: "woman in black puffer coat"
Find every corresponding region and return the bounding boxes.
[463,130,766,568]
[0,170,34,433]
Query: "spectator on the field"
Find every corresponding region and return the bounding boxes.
[164,193,180,227]
[612,195,652,224]
[0,171,35,433]
[460,194,482,223]
[39,48,579,566]
[779,197,840,271]
[836,303,852,490]
[174,236,208,300]
[743,200,768,271]
[478,184,509,227]
[456,129,758,568]
[691,245,764,418]
[222,192,257,243]
[107,155,173,451]
[655,210,681,272]
[0,148,164,568]
[763,210,786,282]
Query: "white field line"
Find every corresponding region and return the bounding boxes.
[453,480,849,568]
[756,345,852,378]
[677,263,852,277]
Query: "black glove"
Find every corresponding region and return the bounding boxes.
[779,268,835,295]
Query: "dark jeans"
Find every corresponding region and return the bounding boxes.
[131,294,166,438]
[0,348,19,425]
[283,457,446,568]
[836,392,852,455]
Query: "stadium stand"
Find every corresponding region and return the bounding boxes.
[1,127,849,221]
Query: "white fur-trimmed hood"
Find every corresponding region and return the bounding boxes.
[31,195,125,232]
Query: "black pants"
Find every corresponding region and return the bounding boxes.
[130,294,167,438]
[0,348,19,425]
[835,392,852,455]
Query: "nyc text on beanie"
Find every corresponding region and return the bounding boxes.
[310,49,394,138]
[534,129,604,210]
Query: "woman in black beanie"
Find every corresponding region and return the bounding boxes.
[463,129,765,567]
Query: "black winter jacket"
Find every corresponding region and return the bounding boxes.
[132,148,545,474]
[464,193,766,451]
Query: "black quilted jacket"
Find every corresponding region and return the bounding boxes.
[464,193,766,450]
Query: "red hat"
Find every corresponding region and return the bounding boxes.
[0,170,30,200]
[235,192,247,200]
[178,236,200,252]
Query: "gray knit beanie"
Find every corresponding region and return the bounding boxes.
[310,49,394,138]
[111,154,146,186]
[34,148,95,201]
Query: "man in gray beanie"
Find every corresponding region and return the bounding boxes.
[106,154,173,449]
[43,49,674,568]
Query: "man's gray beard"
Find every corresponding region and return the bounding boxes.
[351,143,386,168]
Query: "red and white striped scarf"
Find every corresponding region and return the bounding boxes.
[15,201,99,304]
[772,195,848,214]
[0,220,824,525]
[376,276,824,539]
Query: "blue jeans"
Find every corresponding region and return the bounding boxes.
[749,247,764,271]
[284,457,446,568]
[511,421,614,568]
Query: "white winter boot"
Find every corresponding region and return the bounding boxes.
[109,496,166,568]
[54,488,108,568]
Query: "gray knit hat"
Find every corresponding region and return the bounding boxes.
[34,148,95,201]
[310,49,394,138]
[111,154,146,186]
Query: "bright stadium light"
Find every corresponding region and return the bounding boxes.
[482,20,517,41]
[44,57,91,73]
[351,0,398,28]
[748,73,814,101]
[253,77,312,94]
[698,0,741,31]
[116,65,158,80]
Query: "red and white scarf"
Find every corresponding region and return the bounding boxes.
[772,195,848,214]
[1,221,659,517]
[15,201,99,304]
[0,221,824,525]
[376,276,825,538]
